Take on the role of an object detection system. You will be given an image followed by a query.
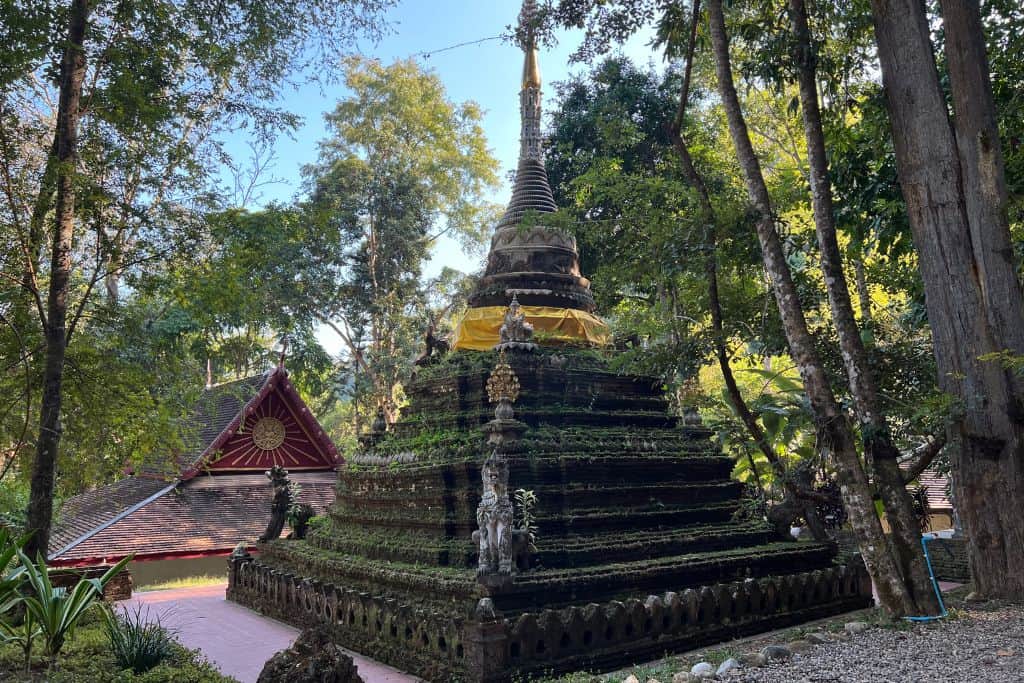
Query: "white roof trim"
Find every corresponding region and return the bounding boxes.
[48,481,178,561]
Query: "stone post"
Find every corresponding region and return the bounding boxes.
[226,542,252,601]
[463,616,510,683]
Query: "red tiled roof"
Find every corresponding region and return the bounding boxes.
[51,471,336,565]
[914,469,952,511]
[50,478,173,557]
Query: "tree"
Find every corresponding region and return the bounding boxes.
[545,0,950,615]
[25,0,91,564]
[303,56,499,422]
[0,0,394,558]
[704,0,930,616]
[871,0,1024,597]
[786,0,938,611]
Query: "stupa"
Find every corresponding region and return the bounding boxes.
[227,4,871,680]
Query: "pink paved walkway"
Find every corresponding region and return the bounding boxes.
[124,583,419,683]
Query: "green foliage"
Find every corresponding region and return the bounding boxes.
[0,609,231,682]
[16,552,132,665]
[545,56,776,389]
[103,604,177,674]
[302,56,500,420]
[0,528,29,616]
[513,489,539,538]
[0,0,395,509]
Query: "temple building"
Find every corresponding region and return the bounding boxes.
[227,3,871,680]
[50,365,339,586]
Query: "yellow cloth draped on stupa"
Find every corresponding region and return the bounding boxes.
[452,305,610,351]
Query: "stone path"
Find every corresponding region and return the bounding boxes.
[123,583,419,683]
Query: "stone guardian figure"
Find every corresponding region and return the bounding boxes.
[473,450,514,575]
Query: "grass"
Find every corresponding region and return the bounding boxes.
[0,605,236,682]
[135,574,226,592]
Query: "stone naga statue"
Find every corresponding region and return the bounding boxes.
[473,450,515,575]
[259,465,293,542]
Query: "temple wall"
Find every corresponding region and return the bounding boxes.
[227,555,872,682]
[129,556,228,589]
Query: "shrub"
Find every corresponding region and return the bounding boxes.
[16,550,131,669]
[103,604,177,674]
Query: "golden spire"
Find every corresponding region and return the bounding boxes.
[522,46,541,89]
[519,0,541,89]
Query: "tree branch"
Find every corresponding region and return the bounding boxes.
[901,434,947,484]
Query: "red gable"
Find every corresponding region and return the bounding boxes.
[181,366,339,479]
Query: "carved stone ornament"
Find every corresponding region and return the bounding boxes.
[496,294,536,352]
[474,597,498,620]
[371,408,387,435]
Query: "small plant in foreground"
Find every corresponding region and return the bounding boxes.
[103,603,177,673]
[17,551,131,669]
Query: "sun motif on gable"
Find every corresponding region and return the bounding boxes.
[206,388,335,471]
[252,416,286,451]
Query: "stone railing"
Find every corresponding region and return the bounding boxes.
[228,556,871,683]
[227,557,469,681]
[482,562,870,680]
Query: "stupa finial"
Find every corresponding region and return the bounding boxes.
[517,1,541,91]
[517,0,543,162]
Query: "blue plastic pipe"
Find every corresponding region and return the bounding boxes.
[905,533,949,622]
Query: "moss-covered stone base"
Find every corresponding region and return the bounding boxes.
[228,555,872,681]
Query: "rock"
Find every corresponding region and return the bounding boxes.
[622,676,640,683]
[788,639,813,653]
[716,657,742,676]
[739,652,767,667]
[965,591,985,603]
[806,631,831,644]
[690,661,715,678]
[646,679,663,683]
[981,654,998,665]
[672,674,701,683]
[257,626,363,683]
[760,644,793,662]
[844,621,870,635]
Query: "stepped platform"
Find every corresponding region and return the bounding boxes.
[227,348,872,681]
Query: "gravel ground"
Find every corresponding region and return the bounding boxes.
[731,604,1024,683]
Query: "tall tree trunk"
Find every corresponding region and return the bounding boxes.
[25,0,90,560]
[788,0,939,614]
[668,0,827,540]
[872,0,1024,598]
[940,0,1024,363]
[707,0,917,615]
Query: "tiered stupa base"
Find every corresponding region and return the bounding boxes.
[227,349,871,681]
